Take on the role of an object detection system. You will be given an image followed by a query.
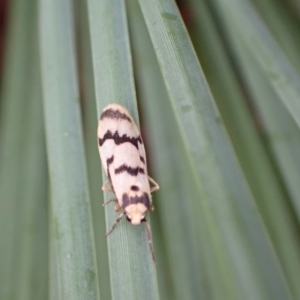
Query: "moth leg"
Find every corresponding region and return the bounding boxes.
[102,180,113,193]
[102,198,121,212]
[148,205,155,212]
[148,176,160,193]
[102,198,116,207]
[105,212,125,237]
[145,221,156,263]
[114,201,122,212]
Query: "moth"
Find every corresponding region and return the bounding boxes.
[97,103,159,262]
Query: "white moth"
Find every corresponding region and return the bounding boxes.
[98,103,159,262]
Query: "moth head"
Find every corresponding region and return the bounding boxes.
[125,203,147,225]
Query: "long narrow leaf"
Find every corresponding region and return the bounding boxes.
[221,27,300,297]
[187,1,300,298]
[39,0,100,299]
[212,0,300,130]
[210,0,300,232]
[0,0,38,298]
[9,25,48,299]
[86,1,159,299]
[127,1,221,299]
[76,1,111,299]
[137,0,292,299]
[251,0,300,74]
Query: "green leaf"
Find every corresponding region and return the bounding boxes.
[219,16,300,297]
[186,1,300,298]
[39,0,100,299]
[210,0,300,242]
[86,0,159,299]
[0,1,48,299]
[251,0,300,74]
[127,2,211,299]
[75,1,111,299]
[137,0,292,299]
[212,0,300,130]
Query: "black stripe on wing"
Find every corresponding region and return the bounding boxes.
[139,156,145,164]
[115,164,145,176]
[100,108,131,122]
[122,192,151,209]
[99,130,142,150]
[106,155,115,193]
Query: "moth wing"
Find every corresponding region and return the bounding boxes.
[98,104,151,204]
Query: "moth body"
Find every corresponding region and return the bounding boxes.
[98,103,159,261]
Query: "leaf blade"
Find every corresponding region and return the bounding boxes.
[86,0,159,299]
[39,0,100,299]
[137,0,292,298]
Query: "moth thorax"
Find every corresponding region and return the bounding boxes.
[125,203,147,225]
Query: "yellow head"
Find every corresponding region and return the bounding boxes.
[125,203,147,225]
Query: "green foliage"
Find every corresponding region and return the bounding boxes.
[1,0,300,299]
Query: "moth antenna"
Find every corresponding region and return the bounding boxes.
[105,212,124,237]
[146,220,156,264]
